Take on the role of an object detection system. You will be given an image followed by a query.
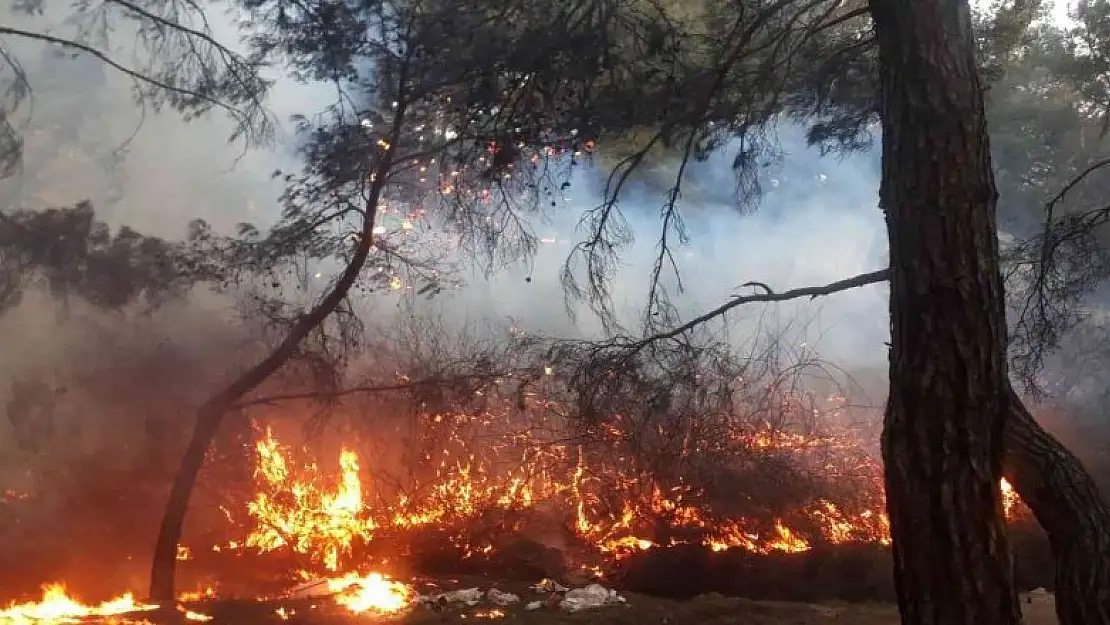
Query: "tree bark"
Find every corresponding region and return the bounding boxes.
[146,101,408,603]
[1003,389,1110,625]
[870,1,1021,624]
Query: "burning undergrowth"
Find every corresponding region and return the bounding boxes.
[0,315,1047,612]
[177,373,1032,600]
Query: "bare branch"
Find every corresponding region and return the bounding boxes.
[1042,156,1110,220]
[1010,155,1110,391]
[231,372,515,410]
[0,25,248,122]
[638,268,890,348]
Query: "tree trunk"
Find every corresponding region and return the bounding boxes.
[147,227,384,602]
[870,1,1021,624]
[147,100,407,602]
[1003,389,1110,625]
[148,404,224,603]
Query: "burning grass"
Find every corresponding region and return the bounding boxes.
[0,335,1041,615]
[181,396,1032,601]
[218,421,1025,566]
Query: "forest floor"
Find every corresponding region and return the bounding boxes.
[182,587,1058,625]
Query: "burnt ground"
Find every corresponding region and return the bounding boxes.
[3,522,1060,625]
[169,589,1058,625]
[137,523,1056,625]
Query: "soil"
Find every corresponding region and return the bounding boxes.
[170,586,1059,625]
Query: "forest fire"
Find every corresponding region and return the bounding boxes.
[230,428,847,567]
[204,422,1026,581]
[1,398,1032,622]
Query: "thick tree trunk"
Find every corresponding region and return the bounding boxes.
[870,1,1021,624]
[1003,389,1110,625]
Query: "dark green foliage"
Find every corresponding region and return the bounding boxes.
[0,200,213,314]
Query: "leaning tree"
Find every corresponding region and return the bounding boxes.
[142,0,612,599]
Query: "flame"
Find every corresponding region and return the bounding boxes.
[0,585,156,625]
[243,428,374,571]
[177,606,213,622]
[7,424,1026,617]
[227,419,1027,577]
[176,588,216,603]
[324,573,412,614]
[1001,478,1020,516]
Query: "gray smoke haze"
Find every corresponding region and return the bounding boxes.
[0,6,893,482]
[443,131,888,364]
[1,3,893,372]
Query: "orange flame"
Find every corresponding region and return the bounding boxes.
[223,423,1027,576]
[325,573,412,614]
[0,585,156,625]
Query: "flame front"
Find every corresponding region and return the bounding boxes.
[244,429,374,571]
[228,424,1028,576]
[0,585,156,625]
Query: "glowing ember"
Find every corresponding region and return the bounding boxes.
[1001,478,1022,516]
[325,573,412,614]
[0,584,156,625]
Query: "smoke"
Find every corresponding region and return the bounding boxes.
[440,129,889,366]
[2,4,894,359]
[0,0,889,531]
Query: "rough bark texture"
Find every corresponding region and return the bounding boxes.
[1003,389,1110,625]
[146,102,407,603]
[870,1,1021,624]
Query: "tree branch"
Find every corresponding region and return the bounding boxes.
[1043,156,1110,219]
[635,267,890,347]
[231,372,515,410]
[0,25,245,117]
